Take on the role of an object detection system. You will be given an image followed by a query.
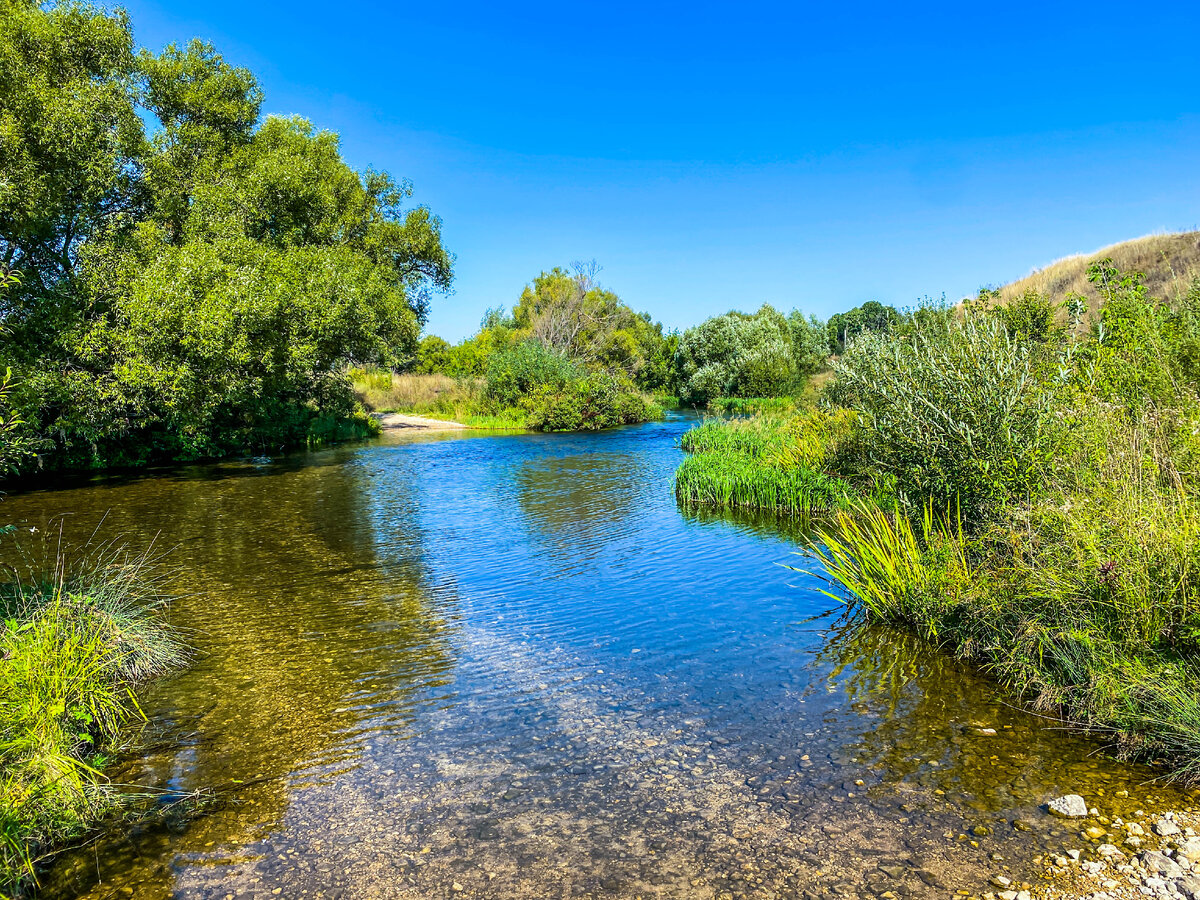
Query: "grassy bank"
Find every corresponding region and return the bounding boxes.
[680,263,1200,780]
[0,546,185,896]
[675,409,856,514]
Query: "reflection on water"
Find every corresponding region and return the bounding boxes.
[3,415,1192,899]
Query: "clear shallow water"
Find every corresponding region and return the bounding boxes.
[5,413,1192,899]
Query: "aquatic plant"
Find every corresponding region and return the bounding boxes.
[675,452,849,514]
[803,500,969,638]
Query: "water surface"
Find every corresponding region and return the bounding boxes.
[6,414,1188,899]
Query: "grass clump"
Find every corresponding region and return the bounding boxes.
[0,544,185,896]
[676,452,849,514]
[676,409,854,514]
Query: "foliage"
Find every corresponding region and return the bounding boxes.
[0,5,452,473]
[676,411,853,514]
[524,372,662,432]
[0,541,185,895]
[675,304,799,404]
[675,451,849,514]
[795,265,1200,778]
[804,500,969,636]
[787,310,831,376]
[414,263,674,392]
[826,300,899,354]
[828,303,1061,516]
[484,340,580,408]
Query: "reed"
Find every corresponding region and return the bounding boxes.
[675,452,849,514]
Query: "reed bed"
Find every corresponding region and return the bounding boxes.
[678,417,784,457]
[675,452,849,514]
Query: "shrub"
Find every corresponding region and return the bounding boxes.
[524,373,661,432]
[675,305,799,404]
[485,341,579,408]
[829,306,1061,515]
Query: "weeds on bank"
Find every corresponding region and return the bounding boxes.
[350,348,662,433]
[0,540,185,896]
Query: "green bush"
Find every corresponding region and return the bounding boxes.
[675,305,800,404]
[524,373,661,432]
[828,305,1061,515]
[485,341,579,408]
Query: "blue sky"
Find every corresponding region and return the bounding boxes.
[122,1,1200,341]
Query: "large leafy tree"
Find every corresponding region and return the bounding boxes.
[0,5,453,470]
[510,263,670,390]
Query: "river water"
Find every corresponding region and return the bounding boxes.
[5,413,1190,899]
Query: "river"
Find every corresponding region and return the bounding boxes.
[4,413,1187,899]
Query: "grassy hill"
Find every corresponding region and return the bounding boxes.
[996,230,1200,311]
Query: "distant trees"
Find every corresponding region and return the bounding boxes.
[0,2,452,471]
[826,301,900,353]
[417,262,674,393]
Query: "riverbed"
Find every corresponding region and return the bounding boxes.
[5,413,1190,899]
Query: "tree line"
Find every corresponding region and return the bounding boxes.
[0,0,903,475]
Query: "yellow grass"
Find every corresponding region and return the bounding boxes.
[349,370,483,414]
[998,231,1200,313]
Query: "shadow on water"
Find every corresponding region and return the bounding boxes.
[3,414,1194,899]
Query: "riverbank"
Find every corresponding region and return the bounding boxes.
[1032,804,1200,900]
[375,412,470,430]
[0,548,184,897]
[675,266,1200,788]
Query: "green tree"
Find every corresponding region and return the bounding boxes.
[827,300,900,353]
[0,6,454,471]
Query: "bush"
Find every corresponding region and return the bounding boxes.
[675,305,799,404]
[524,373,661,432]
[485,341,579,408]
[829,305,1061,515]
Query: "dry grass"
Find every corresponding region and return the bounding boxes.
[348,369,483,415]
[997,230,1200,312]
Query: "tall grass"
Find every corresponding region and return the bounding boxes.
[679,417,785,457]
[675,452,849,514]
[706,396,799,415]
[0,541,184,895]
[348,368,487,420]
[804,500,968,639]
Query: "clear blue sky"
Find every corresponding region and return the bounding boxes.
[121,0,1199,342]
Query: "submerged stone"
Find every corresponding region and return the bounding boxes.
[1046,795,1088,818]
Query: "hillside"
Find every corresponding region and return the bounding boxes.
[996,230,1200,310]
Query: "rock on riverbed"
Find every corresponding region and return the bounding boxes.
[1048,795,1090,818]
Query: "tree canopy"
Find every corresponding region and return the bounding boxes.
[0,1,452,470]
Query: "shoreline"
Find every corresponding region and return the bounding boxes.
[373,412,470,430]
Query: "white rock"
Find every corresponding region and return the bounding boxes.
[1048,794,1090,818]
[1155,817,1183,837]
